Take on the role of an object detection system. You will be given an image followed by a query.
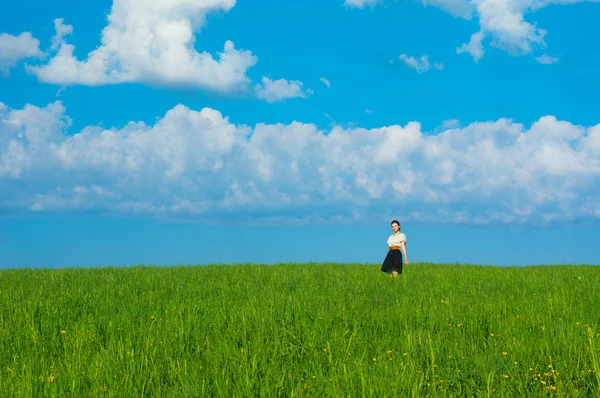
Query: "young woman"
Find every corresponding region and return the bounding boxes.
[381,220,409,278]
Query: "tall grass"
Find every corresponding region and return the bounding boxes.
[0,263,598,396]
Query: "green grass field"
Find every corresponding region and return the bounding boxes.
[1,263,599,397]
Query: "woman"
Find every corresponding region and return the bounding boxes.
[381,220,409,278]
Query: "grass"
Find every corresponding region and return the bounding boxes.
[0,262,599,397]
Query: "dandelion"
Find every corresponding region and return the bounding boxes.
[60,330,66,335]
[503,375,509,379]
[502,352,507,356]
[47,376,55,383]
[323,348,327,352]
[387,350,393,354]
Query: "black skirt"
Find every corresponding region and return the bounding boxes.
[381,249,403,274]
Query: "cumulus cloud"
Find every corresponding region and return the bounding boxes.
[1,100,599,225]
[344,0,382,7]
[466,0,546,59]
[535,54,560,64]
[460,0,600,61]
[26,1,261,94]
[49,18,73,51]
[349,0,597,62]
[398,54,444,73]
[0,32,42,76]
[456,31,485,62]
[254,77,310,103]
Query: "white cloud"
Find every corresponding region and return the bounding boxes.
[464,0,600,60]
[457,31,485,62]
[0,32,42,76]
[351,0,597,62]
[2,101,600,225]
[473,0,547,57]
[254,77,309,103]
[399,54,430,73]
[398,54,444,73]
[50,18,73,51]
[439,119,461,131]
[535,54,560,64]
[26,0,259,94]
[344,0,382,7]
[320,77,331,88]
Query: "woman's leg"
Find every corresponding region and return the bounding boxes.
[394,252,403,277]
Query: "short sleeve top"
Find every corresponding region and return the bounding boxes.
[387,232,406,247]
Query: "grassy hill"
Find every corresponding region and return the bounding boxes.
[1,263,599,396]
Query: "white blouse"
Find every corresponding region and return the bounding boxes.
[387,232,407,247]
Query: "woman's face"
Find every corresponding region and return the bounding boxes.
[391,222,400,233]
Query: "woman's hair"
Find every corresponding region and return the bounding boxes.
[391,220,400,229]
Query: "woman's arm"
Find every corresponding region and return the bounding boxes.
[401,241,409,265]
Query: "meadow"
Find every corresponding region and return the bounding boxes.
[0,262,599,397]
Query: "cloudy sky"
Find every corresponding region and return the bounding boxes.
[1,0,599,267]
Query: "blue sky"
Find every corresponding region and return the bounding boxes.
[1,0,599,268]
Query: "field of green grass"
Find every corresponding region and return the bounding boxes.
[1,263,599,396]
